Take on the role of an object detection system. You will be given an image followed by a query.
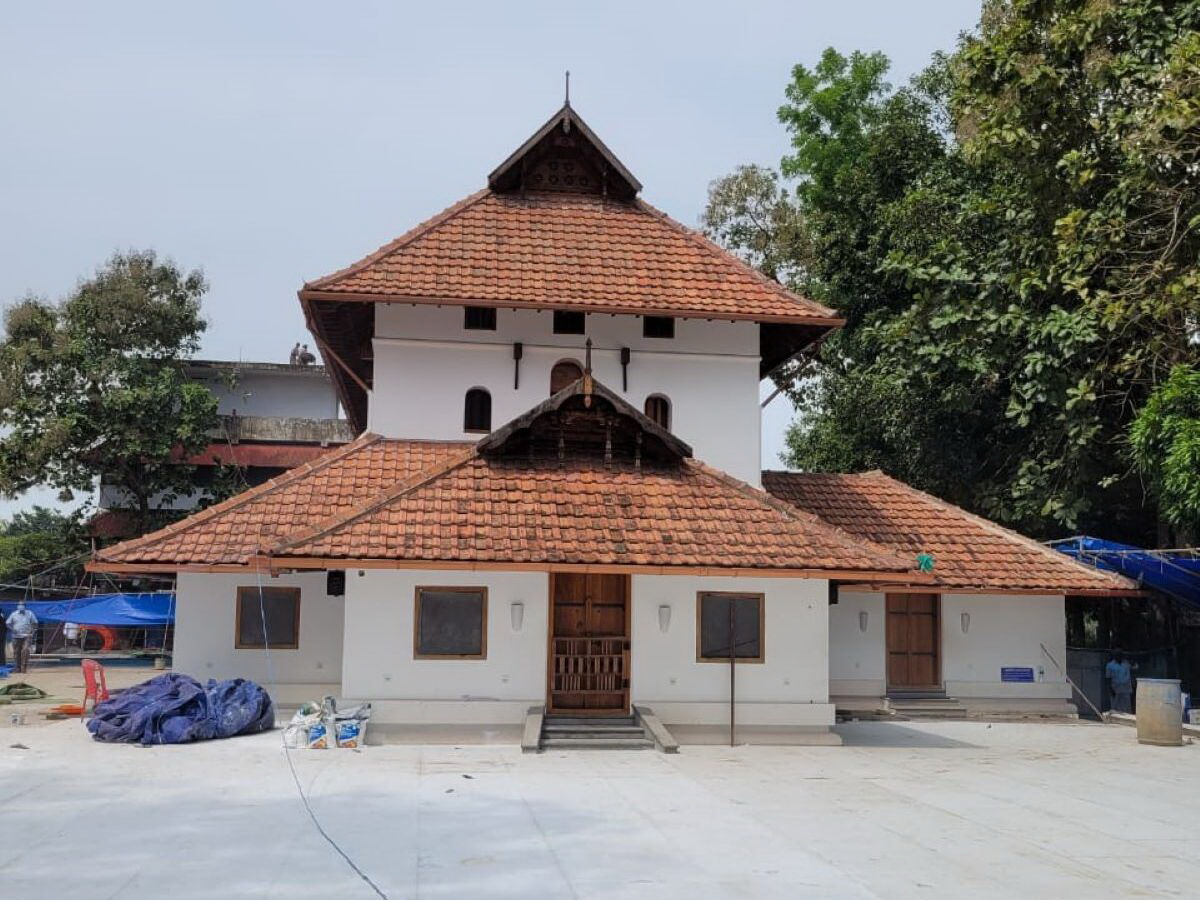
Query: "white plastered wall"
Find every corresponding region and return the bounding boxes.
[829,591,887,697]
[173,572,344,703]
[369,304,763,485]
[340,569,549,725]
[630,575,833,728]
[941,594,1069,699]
[830,590,1070,700]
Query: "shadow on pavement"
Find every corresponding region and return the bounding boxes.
[835,722,981,748]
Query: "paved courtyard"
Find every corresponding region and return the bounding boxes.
[0,715,1196,898]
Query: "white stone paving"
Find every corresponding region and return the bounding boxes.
[0,719,1196,898]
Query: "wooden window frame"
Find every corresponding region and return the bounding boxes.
[234,586,301,650]
[643,315,675,339]
[550,360,584,395]
[695,592,765,664]
[644,394,671,430]
[463,387,492,433]
[463,306,497,331]
[552,310,586,335]
[413,586,489,660]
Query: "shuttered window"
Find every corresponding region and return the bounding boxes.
[697,592,764,662]
[414,587,488,659]
[235,587,300,649]
[464,388,492,432]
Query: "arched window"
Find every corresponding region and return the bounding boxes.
[644,394,671,430]
[463,388,491,433]
[550,360,583,395]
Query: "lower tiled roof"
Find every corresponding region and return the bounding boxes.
[90,434,918,577]
[762,470,1136,593]
[269,455,916,575]
[92,436,471,568]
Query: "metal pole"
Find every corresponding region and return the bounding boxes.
[729,598,736,747]
[1040,642,1108,722]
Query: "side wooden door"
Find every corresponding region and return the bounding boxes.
[548,573,630,714]
[886,593,941,691]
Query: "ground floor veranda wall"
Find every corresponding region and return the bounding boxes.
[172,570,835,732]
[830,590,1071,705]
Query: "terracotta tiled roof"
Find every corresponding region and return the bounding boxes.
[266,454,916,576]
[762,470,1136,593]
[301,191,839,325]
[91,436,471,568]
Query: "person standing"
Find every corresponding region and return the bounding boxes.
[6,601,38,674]
[1105,654,1134,714]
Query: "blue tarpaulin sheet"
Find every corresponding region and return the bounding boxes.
[86,673,275,745]
[0,593,174,626]
[1051,537,1200,609]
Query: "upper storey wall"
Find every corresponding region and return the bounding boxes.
[190,367,342,420]
[369,304,763,484]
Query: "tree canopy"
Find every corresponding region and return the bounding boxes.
[0,250,219,532]
[0,506,89,589]
[705,0,1200,544]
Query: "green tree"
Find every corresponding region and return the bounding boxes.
[1131,365,1200,541]
[0,251,219,532]
[0,506,89,588]
[706,2,1200,543]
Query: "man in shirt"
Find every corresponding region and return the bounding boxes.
[6,601,38,674]
[1105,655,1133,714]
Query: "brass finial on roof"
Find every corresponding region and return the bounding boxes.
[583,337,594,407]
[565,70,571,107]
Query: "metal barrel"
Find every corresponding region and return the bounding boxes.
[1136,678,1184,747]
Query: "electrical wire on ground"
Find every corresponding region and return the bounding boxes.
[217,417,389,898]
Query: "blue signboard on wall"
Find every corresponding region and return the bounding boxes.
[1001,667,1035,683]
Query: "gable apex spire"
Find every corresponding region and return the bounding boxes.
[487,97,641,199]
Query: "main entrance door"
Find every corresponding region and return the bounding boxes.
[548,573,631,714]
[886,593,941,691]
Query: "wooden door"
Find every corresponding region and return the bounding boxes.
[548,573,630,714]
[886,593,941,690]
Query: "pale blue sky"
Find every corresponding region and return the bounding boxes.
[0,1,978,517]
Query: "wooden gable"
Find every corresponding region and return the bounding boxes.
[487,103,641,200]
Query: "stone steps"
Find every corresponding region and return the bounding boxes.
[539,714,655,750]
[884,696,968,719]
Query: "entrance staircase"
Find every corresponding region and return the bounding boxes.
[523,706,679,751]
[540,714,655,750]
[884,693,968,719]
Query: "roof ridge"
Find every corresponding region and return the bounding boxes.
[858,471,1135,589]
[302,189,492,291]
[634,198,840,321]
[689,461,915,572]
[268,445,481,556]
[762,469,861,480]
[93,432,382,563]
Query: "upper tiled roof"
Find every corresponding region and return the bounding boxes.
[269,454,915,576]
[92,436,470,568]
[301,191,839,325]
[762,470,1136,594]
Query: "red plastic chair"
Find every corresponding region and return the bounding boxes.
[81,659,109,719]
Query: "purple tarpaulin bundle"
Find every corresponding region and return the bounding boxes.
[86,673,275,745]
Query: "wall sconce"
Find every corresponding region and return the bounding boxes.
[658,604,671,633]
[510,602,524,632]
[858,610,869,633]
[961,612,971,634]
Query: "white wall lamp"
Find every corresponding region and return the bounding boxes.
[510,602,524,632]
[658,604,672,633]
[858,610,869,633]
[961,612,971,634]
